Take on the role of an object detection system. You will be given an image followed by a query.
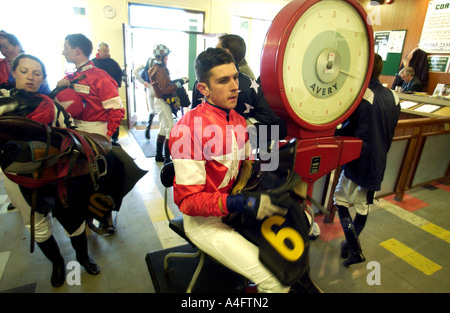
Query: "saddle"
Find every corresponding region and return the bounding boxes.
[0,116,112,251]
[0,116,111,192]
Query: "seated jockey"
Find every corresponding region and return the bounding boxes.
[169,48,290,293]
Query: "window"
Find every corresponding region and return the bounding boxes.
[2,0,91,89]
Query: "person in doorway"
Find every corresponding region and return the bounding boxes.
[134,57,157,139]
[56,33,124,233]
[148,44,188,164]
[333,53,400,266]
[92,41,124,144]
[398,67,423,93]
[1,54,100,288]
[169,47,290,293]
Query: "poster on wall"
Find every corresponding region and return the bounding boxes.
[419,0,450,53]
[374,30,406,76]
[374,31,391,60]
[428,55,450,72]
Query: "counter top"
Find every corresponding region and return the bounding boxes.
[396,92,450,117]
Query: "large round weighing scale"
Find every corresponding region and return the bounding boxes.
[260,0,374,204]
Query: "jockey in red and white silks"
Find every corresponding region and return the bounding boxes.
[169,100,290,293]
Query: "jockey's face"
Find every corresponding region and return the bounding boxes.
[197,62,239,110]
[62,39,78,64]
[12,57,45,93]
[0,36,21,63]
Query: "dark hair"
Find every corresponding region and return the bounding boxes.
[11,54,47,79]
[218,34,246,65]
[371,53,383,79]
[0,31,24,53]
[195,48,235,85]
[65,33,93,57]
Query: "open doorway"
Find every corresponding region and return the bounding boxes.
[122,27,222,126]
[123,4,209,127]
[124,27,192,125]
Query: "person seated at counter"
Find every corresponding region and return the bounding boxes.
[398,67,423,93]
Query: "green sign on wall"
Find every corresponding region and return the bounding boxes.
[428,55,450,73]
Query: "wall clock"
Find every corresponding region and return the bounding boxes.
[103,5,116,19]
[261,0,374,139]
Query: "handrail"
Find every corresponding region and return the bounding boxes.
[395,115,450,127]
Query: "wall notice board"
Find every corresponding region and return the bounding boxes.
[374,30,407,76]
[419,0,450,54]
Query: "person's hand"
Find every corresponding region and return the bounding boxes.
[248,194,288,220]
[174,77,189,88]
[231,160,254,194]
[57,79,70,88]
[226,193,288,220]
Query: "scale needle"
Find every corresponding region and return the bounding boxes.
[340,69,359,79]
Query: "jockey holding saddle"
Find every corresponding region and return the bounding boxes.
[0,54,146,288]
[0,54,100,287]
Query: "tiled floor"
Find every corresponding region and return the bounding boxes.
[0,124,449,293]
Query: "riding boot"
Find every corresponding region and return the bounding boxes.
[163,140,171,164]
[354,213,368,236]
[337,205,365,266]
[37,236,66,287]
[340,213,368,258]
[155,134,165,162]
[70,231,100,275]
[337,205,351,258]
[340,216,365,265]
[145,113,156,139]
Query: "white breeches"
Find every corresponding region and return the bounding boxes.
[333,170,371,216]
[183,214,290,293]
[154,97,174,139]
[3,175,85,243]
[147,87,157,115]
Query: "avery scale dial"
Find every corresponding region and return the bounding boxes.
[261,0,374,139]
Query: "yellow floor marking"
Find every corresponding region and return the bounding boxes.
[380,238,442,276]
[377,199,450,243]
[420,223,450,244]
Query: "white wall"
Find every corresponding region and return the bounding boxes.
[1,0,289,111]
